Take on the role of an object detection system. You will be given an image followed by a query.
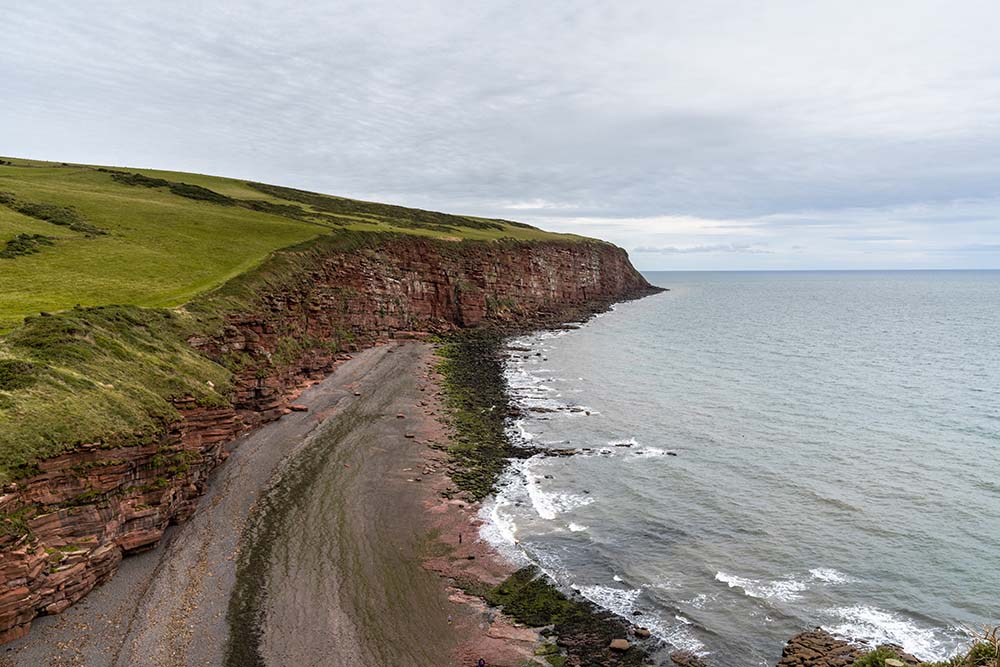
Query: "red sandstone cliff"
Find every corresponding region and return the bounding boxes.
[0,235,657,643]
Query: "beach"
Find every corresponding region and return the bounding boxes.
[1,342,539,667]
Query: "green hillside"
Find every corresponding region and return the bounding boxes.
[0,156,570,332]
[0,156,586,485]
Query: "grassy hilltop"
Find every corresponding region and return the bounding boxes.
[0,156,570,333]
[0,156,580,484]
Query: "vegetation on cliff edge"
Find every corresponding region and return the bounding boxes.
[0,152,599,483]
[0,155,580,333]
[853,627,999,667]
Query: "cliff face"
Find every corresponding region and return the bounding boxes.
[0,236,657,643]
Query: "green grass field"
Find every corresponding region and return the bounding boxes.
[0,156,573,332]
[0,156,585,486]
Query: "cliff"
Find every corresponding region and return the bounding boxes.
[0,232,657,643]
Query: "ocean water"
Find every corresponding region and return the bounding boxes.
[482,271,1000,666]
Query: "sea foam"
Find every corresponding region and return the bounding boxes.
[715,572,807,602]
[823,605,963,661]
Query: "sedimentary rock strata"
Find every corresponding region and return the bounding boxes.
[0,236,655,642]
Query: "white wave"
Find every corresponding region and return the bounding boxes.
[521,458,595,520]
[612,575,623,582]
[511,419,535,442]
[579,584,641,611]
[576,447,614,458]
[715,572,807,602]
[809,567,850,584]
[578,584,705,654]
[477,471,533,567]
[528,486,595,521]
[478,499,520,552]
[568,522,588,532]
[684,593,712,609]
[823,605,961,661]
[631,446,677,459]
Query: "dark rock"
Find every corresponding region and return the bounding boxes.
[775,629,924,667]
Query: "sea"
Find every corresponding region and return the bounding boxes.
[480,270,1000,666]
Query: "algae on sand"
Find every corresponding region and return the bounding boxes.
[435,329,523,500]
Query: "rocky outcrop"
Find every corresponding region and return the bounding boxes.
[777,629,923,667]
[0,235,657,643]
[194,236,656,426]
[0,404,239,642]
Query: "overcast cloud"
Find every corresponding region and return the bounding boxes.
[3,1,999,269]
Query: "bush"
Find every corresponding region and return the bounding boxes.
[854,630,1000,667]
[854,647,906,667]
[0,233,55,258]
[0,193,105,235]
[0,359,38,391]
[967,642,999,667]
[246,180,509,231]
[108,170,235,206]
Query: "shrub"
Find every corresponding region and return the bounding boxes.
[108,170,236,206]
[108,171,170,188]
[967,641,999,667]
[0,359,38,391]
[0,233,55,258]
[0,193,105,235]
[854,647,906,667]
[245,181,509,231]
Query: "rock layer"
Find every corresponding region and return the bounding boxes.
[777,629,923,667]
[0,235,657,643]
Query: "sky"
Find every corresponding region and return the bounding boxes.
[2,1,999,270]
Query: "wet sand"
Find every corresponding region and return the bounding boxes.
[2,342,535,667]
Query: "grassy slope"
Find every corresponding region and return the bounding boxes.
[0,156,575,332]
[0,157,583,484]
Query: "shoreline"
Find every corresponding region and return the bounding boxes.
[434,328,664,667]
[1,342,529,666]
[0,340,603,667]
[0,286,667,666]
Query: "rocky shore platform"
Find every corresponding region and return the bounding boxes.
[776,630,923,667]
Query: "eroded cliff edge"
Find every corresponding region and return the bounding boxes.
[0,231,659,643]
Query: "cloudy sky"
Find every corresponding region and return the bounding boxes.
[3,1,999,270]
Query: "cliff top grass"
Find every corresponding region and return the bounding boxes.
[0,155,577,333]
[0,155,595,485]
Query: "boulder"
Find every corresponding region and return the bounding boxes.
[671,651,707,667]
[609,638,630,652]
